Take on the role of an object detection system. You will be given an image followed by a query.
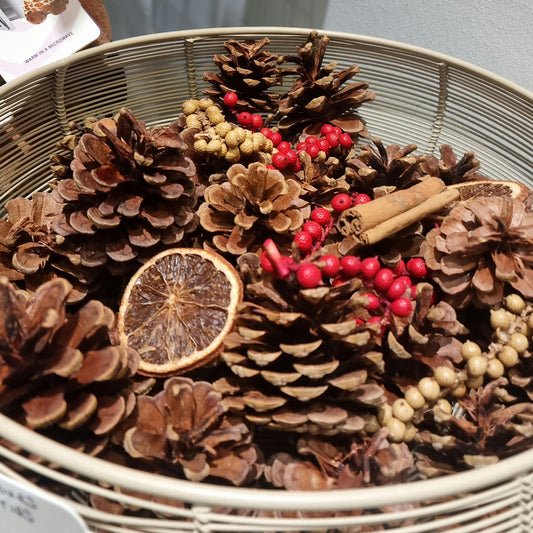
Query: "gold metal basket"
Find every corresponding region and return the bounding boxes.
[1,27,533,533]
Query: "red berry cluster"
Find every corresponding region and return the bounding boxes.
[295,123,354,161]
[222,91,264,131]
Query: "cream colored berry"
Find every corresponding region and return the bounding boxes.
[490,308,513,330]
[451,381,467,398]
[466,374,484,389]
[377,403,393,426]
[206,139,223,155]
[225,127,246,147]
[461,340,482,360]
[392,398,415,422]
[363,414,380,434]
[505,294,525,314]
[224,147,241,163]
[433,399,452,422]
[510,332,529,354]
[198,97,214,110]
[239,139,254,156]
[404,386,426,409]
[486,358,505,379]
[215,121,232,138]
[434,366,456,387]
[193,139,208,152]
[182,99,199,115]
[417,377,440,401]
[385,417,406,442]
[403,422,417,442]
[498,345,520,367]
[466,354,488,377]
[185,114,202,128]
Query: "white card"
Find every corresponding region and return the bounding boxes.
[0,0,101,83]
[0,473,89,533]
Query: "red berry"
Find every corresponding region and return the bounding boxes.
[260,127,272,138]
[360,257,381,279]
[285,149,298,165]
[272,152,289,170]
[392,259,408,276]
[277,141,291,153]
[354,317,365,326]
[390,297,413,317]
[269,131,282,146]
[290,158,302,172]
[266,164,276,170]
[406,257,428,278]
[386,277,410,300]
[326,133,339,148]
[296,141,308,152]
[354,193,371,204]
[251,114,263,130]
[320,254,341,277]
[311,207,331,226]
[317,138,330,153]
[363,292,380,311]
[238,112,252,128]
[374,268,394,292]
[340,255,361,276]
[367,315,386,334]
[294,231,314,253]
[223,92,238,107]
[396,275,413,288]
[306,135,318,144]
[339,133,354,148]
[331,193,352,212]
[306,144,320,158]
[332,126,343,136]
[303,220,322,240]
[297,263,322,288]
[321,123,334,135]
[260,251,275,273]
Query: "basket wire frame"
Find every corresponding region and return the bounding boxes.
[0,27,533,532]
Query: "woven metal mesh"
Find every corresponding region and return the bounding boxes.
[0,27,533,532]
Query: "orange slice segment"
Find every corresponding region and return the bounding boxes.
[117,248,242,376]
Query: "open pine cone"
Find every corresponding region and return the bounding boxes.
[122,376,263,486]
[51,108,199,279]
[198,162,309,254]
[421,197,533,308]
[213,276,386,435]
[0,277,140,443]
[277,31,374,139]
[203,37,283,114]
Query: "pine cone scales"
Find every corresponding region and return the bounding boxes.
[278,31,374,138]
[123,377,263,485]
[214,278,386,435]
[198,162,309,254]
[203,38,282,113]
[0,277,140,439]
[52,108,199,274]
[421,197,533,307]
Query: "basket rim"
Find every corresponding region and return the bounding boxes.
[1,26,533,513]
[2,410,533,511]
[1,26,532,101]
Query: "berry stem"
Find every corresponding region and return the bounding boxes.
[263,238,290,278]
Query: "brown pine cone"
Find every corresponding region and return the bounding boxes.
[122,376,263,486]
[0,277,140,443]
[51,108,199,280]
[198,162,309,255]
[203,37,283,114]
[278,31,374,139]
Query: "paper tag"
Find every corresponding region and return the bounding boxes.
[0,473,88,533]
[0,0,100,83]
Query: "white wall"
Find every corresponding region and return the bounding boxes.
[322,0,533,92]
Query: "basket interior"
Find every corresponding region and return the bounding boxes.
[1,27,533,533]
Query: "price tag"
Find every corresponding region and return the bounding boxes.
[0,473,88,533]
[0,0,100,83]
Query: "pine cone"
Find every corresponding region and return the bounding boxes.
[213,276,386,435]
[0,277,140,442]
[198,162,309,255]
[420,144,486,185]
[421,197,533,308]
[277,31,374,139]
[203,38,283,114]
[51,108,199,279]
[122,376,263,486]
[346,138,424,194]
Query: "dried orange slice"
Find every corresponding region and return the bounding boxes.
[117,248,242,376]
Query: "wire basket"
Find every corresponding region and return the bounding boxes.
[1,27,533,533]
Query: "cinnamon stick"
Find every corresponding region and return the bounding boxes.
[337,176,446,236]
[357,187,460,245]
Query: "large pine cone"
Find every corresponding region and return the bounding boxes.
[213,277,386,435]
[51,108,199,278]
[421,197,533,308]
[198,162,309,254]
[203,37,283,114]
[277,31,374,139]
[122,376,263,486]
[0,277,140,441]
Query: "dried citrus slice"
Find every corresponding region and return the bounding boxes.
[117,248,242,376]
